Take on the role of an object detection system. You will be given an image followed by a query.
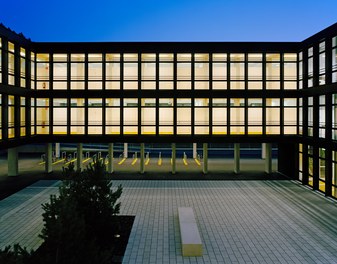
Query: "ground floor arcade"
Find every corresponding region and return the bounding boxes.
[5,143,275,177]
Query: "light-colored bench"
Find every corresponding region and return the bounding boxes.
[178,207,203,257]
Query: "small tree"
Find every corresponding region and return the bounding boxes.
[38,157,123,264]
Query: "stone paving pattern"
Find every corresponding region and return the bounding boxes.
[1,180,337,263]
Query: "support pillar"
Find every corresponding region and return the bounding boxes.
[108,143,114,173]
[8,147,19,176]
[55,143,60,158]
[261,143,266,159]
[193,143,197,159]
[140,143,145,174]
[265,143,272,174]
[45,143,53,173]
[203,143,208,174]
[124,143,128,158]
[172,143,176,174]
[76,143,83,171]
[234,143,240,174]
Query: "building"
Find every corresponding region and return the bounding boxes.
[0,23,337,198]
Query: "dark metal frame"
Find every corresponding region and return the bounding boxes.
[1,23,337,196]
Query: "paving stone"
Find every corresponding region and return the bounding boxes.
[2,180,337,263]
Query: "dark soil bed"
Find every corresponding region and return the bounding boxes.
[110,215,135,263]
[31,215,135,264]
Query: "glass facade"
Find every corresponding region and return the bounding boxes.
[1,23,337,197]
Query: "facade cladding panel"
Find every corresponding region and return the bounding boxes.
[0,23,337,197]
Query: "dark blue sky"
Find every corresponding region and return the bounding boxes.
[1,0,337,42]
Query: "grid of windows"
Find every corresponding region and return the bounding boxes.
[33,52,300,91]
[2,24,337,199]
[28,96,298,136]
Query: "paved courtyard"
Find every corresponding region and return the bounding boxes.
[1,180,337,263]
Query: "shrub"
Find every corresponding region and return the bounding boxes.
[37,157,123,264]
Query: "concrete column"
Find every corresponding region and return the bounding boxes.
[265,143,272,174]
[76,143,83,171]
[8,147,19,176]
[234,143,240,174]
[261,143,266,159]
[45,143,53,173]
[140,143,145,174]
[55,143,60,158]
[108,143,114,173]
[193,143,197,159]
[124,143,128,158]
[203,143,208,174]
[172,143,176,174]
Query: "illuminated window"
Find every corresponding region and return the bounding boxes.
[308,97,313,136]
[308,47,313,87]
[177,99,191,134]
[8,42,15,85]
[212,62,227,89]
[141,98,156,134]
[88,98,102,134]
[319,41,326,85]
[332,37,337,83]
[159,98,173,134]
[212,98,227,134]
[141,58,156,90]
[284,98,297,134]
[319,148,326,193]
[247,99,262,134]
[36,54,49,89]
[230,98,244,134]
[70,98,85,134]
[266,99,280,134]
[105,98,120,134]
[298,144,303,181]
[8,96,15,138]
[194,98,209,134]
[53,98,67,134]
[36,98,49,134]
[299,51,303,89]
[123,98,138,134]
[318,95,325,138]
[308,145,314,187]
[53,56,67,90]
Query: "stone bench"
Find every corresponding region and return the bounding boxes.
[178,207,203,257]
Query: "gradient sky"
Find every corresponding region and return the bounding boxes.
[1,0,337,42]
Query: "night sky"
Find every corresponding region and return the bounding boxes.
[1,0,337,42]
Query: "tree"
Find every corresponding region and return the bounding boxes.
[37,157,123,264]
